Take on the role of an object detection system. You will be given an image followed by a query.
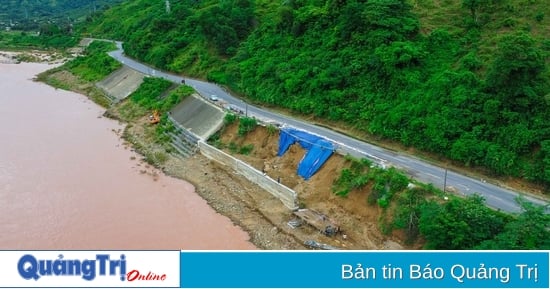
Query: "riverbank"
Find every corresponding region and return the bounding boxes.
[122,116,306,249]
[36,66,306,249]
[98,78,407,250]
[0,52,18,64]
[37,61,405,249]
[33,45,418,249]
[0,50,70,64]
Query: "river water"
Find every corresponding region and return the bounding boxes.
[0,62,255,250]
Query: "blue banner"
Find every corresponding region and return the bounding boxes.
[180,251,549,289]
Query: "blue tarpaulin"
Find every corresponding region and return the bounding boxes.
[277,128,334,180]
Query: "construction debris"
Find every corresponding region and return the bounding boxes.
[293,209,340,236]
[287,218,303,229]
[304,240,340,250]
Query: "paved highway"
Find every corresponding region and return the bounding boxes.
[108,41,548,213]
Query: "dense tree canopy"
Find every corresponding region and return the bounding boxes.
[83,0,550,189]
[0,0,122,31]
[419,195,510,249]
[476,199,550,249]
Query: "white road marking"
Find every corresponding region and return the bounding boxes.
[425,173,442,180]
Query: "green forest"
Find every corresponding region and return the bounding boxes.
[0,0,122,31]
[0,0,119,50]
[83,0,550,190]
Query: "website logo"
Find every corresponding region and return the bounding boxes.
[18,254,127,281]
[4,251,178,288]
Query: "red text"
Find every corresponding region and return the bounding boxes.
[126,270,167,281]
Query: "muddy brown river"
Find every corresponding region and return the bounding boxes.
[0,62,255,250]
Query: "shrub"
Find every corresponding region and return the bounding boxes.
[228,142,238,153]
[238,117,257,136]
[224,113,237,125]
[266,124,278,136]
[239,144,254,155]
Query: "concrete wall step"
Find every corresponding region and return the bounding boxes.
[168,132,198,148]
[171,139,193,154]
[170,141,191,157]
[171,126,200,143]
[166,132,198,158]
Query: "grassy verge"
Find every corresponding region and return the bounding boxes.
[65,41,121,82]
[34,39,122,108]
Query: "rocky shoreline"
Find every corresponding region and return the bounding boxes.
[0,51,19,64]
[0,50,72,65]
[115,111,309,250]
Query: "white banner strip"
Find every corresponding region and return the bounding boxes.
[0,251,180,288]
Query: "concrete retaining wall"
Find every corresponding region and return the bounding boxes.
[198,141,298,210]
[96,66,145,101]
[170,95,224,140]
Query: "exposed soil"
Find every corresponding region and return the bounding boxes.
[105,109,412,250]
[215,122,412,249]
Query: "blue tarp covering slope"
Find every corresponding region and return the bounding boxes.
[277,128,334,180]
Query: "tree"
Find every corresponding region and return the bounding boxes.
[477,198,550,249]
[485,32,548,114]
[419,195,507,249]
[462,0,487,24]
[536,140,550,185]
[394,187,428,243]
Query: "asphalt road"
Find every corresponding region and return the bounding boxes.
[108,42,548,213]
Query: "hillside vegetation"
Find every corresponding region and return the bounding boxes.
[0,0,123,49]
[84,0,550,190]
[0,0,123,31]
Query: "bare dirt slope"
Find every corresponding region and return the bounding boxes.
[216,122,411,249]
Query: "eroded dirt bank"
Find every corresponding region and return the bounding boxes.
[213,121,412,250]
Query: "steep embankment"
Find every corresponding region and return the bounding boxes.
[83,0,549,191]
